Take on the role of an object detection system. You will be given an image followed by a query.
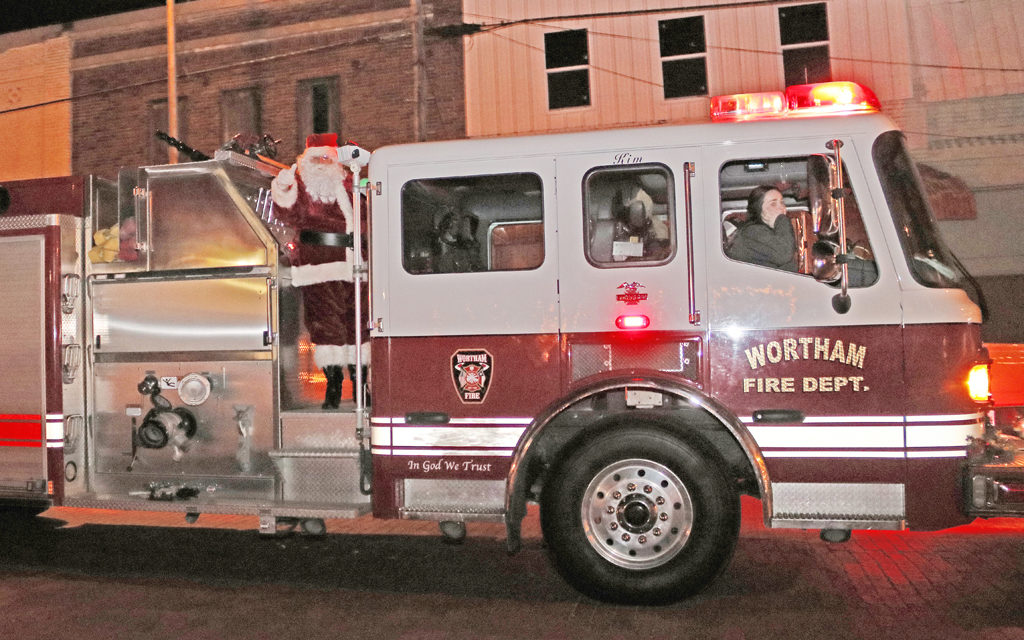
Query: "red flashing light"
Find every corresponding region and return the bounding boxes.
[710,81,880,122]
[786,81,881,115]
[615,314,650,330]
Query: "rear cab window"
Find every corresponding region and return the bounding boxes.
[400,173,544,275]
[583,164,676,267]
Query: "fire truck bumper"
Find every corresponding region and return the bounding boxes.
[967,434,1024,517]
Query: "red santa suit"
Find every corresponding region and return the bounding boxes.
[271,133,368,408]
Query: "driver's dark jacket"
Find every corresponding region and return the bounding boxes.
[726,216,798,272]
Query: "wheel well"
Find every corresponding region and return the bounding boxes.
[522,388,759,507]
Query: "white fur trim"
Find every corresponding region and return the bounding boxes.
[314,344,346,368]
[271,165,298,209]
[290,260,353,285]
[314,342,370,368]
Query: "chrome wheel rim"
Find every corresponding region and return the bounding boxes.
[581,458,694,569]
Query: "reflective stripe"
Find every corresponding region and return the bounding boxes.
[907,449,968,459]
[747,413,983,458]
[391,425,525,448]
[750,424,903,449]
[370,426,391,446]
[741,413,983,424]
[372,448,514,457]
[906,421,983,448]
[46,416,63,442]
[906,413,984,422]
[371,416,532,425]
[763,450,906,458]
[742,415,903,424]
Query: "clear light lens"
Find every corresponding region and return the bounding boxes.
[710,91,786,121]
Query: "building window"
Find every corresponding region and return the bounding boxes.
[401,173,544,275]
[584,165,674,267]
[658,16,708,99]
[297,77,339,144]
[147,97,188,165]
[545,30,590,110]
[778,3,831,86]
[220,87,262,142]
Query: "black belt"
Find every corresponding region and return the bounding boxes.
[299,230,353,247]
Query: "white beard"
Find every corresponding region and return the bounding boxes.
[298,151,345,203]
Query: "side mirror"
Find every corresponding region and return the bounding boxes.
[810,240,842,283]
[812,140,852,313]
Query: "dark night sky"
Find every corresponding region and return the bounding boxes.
[0,1,197,35]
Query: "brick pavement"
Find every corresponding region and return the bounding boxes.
[18,496,1024,640]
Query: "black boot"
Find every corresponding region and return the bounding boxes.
[349,365,370,405]
[322,365,343,409]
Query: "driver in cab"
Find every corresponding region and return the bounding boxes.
[726,185,798,271]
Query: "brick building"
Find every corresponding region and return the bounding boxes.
[69,0,465,180]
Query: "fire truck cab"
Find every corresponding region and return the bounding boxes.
[1,81,1021,604]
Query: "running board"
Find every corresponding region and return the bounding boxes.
[398,507,505,523]
[771,517,904,531]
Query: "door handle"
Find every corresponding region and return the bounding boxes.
[752,409,805,424]
[405,412,450,425]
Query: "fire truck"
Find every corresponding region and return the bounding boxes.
[1,81,1021,604]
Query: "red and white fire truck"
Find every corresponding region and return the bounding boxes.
[1,81,1021,604]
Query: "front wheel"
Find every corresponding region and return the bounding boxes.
[540,427,739,604]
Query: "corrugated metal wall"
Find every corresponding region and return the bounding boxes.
[0,37,72,180]
[909,0,1024,102]
[462,0,925,137]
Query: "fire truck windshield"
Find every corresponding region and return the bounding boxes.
[873,130,968,289]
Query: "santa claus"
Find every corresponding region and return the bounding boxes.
[271,133,368,409]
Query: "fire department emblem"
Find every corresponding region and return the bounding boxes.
[616,281,648,305]
[451,349,493,403]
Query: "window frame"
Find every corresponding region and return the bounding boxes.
[146,97,189,166]
[399,172,546,276]
[297,76,340,147]
[718,155,877,288]
[544,29,591,110]
[657,15,709,100]
[582,163,676,269]
[220,87,262,143]
[777,2,832,86]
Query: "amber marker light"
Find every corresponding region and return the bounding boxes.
[615,314,650,330]
[966,364,990,403]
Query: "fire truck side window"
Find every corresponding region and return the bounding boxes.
[719,157,878,287]
[400,173,544,275]
[583,165,675,267]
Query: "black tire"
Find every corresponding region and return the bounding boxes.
[540,426,740,604]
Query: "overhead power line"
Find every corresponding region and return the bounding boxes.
[2,7,1022,119]
[466,0,788,32]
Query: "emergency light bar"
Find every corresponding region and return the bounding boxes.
[710,81,881,122]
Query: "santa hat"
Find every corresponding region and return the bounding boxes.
[306,133,338,148]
